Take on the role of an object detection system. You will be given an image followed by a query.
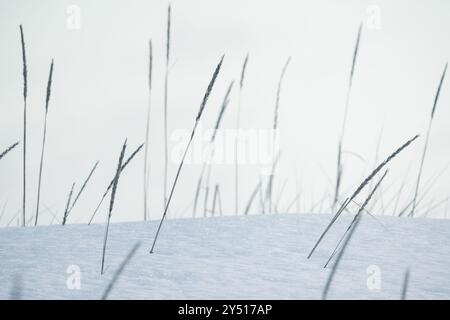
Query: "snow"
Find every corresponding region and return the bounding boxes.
[0,213,449,299]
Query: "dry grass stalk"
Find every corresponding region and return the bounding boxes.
[258,175,265,214]
[244,181,262,215]
[192,80,233,217]
[144,39,153,221]
[211,184,223,216]
[308,134,419,259]
[202,81,234,216]
[101,139,127,275]
[88,144,143,225]
[0,142,19,161]
[324,170,388,268]
[410,62,447,217]
[274,178,288,213]
[192,177,202,218]
[150,55,225,253]
[19,25,28,227]
[35,59,54,226]
[62,182,75,225]
[235,54,249,215]
[66,160,99,219]
[321,207,362,300]
[266,57,291,213]
[399,163,449,216]
[265,150,282,213]
[321,171,387,299]
[163,5,171,210]
[333,23,363,210]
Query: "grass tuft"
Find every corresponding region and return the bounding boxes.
[322,170,386,299]
[308,134,419,259]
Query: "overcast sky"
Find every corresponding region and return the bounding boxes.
[1,0,450,225]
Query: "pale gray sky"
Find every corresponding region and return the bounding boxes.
[1,0,450,225]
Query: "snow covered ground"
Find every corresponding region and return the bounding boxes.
[0,213,449,299]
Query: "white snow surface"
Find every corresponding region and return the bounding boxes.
[0,213,449,299]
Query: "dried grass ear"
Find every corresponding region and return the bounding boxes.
[19,24,28,227]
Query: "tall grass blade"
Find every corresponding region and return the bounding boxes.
[340,22,362,141]
[265,150,282,212]
[235,54,249,215]
[163,5,171,210]
[211,184,223,216]
[0,142,19,161]
[35,59,54,226]
[144,39,153,221]
[150,55,224,253]
[321,208,362,299]
[192,176,202,218]
[101,139,127,275]
[333,23,363,209]
[410,62,447,217]
[67,160,99,218]
[203,81,234,216]
[244,181,262,215]
[267,57,291,213]
[19,25,28,227]
[333,142,343,210]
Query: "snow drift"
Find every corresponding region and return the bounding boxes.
[0,213,449,299]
